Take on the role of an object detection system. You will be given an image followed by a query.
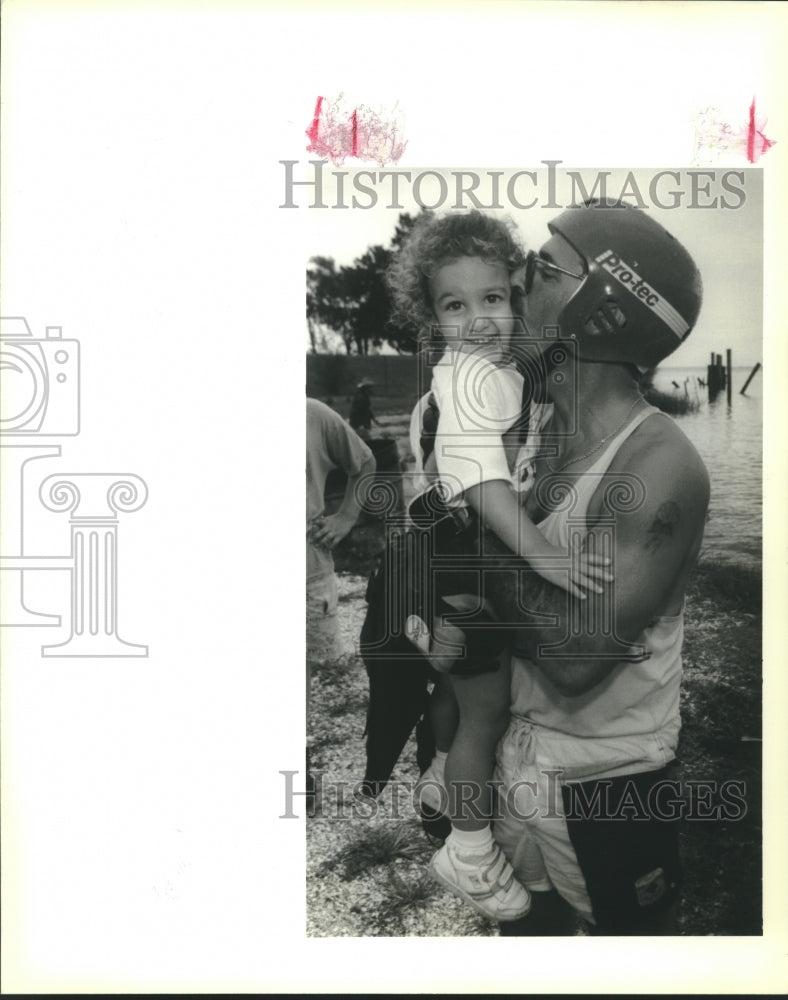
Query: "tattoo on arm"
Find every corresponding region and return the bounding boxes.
[645,501,681,553]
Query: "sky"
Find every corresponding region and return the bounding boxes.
[302,165,763,372]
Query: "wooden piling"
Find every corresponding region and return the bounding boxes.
[726,349,732,405]
[740,362,761,395]
[707,350,732,402]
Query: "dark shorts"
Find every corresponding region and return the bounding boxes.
[561,765,682,934]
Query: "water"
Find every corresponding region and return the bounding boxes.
[653,367,762,568]
[378,365,763,570]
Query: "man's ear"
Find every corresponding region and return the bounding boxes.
[510,267,527,320]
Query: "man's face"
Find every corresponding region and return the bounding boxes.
[517,234,586,346]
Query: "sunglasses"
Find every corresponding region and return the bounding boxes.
[522,249,586,294]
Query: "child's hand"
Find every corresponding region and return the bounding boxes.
[528,541,614,599]
[404,615,466,674]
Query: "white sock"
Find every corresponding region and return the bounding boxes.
[448,826,494,853]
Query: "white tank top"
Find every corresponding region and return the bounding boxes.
[509,405,684,748]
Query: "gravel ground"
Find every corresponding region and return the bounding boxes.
[306,563,762,937]
[307,574,498,938]
[309,419,762,937]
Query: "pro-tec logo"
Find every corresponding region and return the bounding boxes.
[595,250,689,339]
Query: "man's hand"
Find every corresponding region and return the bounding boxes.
[308,512,356,550]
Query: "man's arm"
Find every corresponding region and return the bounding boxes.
[482,432,709,695]
[331,452,377,529]
[309,411,376,550]
[426,429,709,696]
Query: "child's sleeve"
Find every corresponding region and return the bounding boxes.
[431,358,523,504]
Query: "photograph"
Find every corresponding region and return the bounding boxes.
[2,1,786,994]
[303,166,764,939]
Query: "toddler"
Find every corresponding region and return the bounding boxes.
[387,210,611,921]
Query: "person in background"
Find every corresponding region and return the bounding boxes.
[306,397,375,807]
[349,378,380,439]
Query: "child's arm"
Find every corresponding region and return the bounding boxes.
[463,479,612,599]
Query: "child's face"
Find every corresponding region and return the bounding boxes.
[428,256,515,363]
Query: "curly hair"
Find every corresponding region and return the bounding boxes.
[387,210,526,337]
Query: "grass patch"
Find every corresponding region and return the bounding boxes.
[385,868,439,912]
[308,730,350,755]
[690,558,762,614]
[324,824,429,881]
[311,654,360,681]
[323,692,367,718]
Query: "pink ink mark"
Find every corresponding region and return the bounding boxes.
[746,97,776,163]
[692,100,776,166]
[351,109,358,158]
[306,96,324,151]
[304,94,407,167]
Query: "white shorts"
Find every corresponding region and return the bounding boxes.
[306,573,339,665]
[493,717,677,923]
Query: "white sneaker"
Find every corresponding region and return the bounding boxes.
[414,760,448,816]
[429,839,531,921]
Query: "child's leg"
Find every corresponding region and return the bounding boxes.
[429,674,459,753]
[414,676,458,815]
[428,656,530,920]
[445,657,511,830]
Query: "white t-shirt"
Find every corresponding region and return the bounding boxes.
[409,351,525,506]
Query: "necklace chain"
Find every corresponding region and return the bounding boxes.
[544,396,645,474]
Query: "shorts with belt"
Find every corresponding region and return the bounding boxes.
[493,717,682,931]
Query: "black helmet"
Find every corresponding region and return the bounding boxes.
[546,201,703,370]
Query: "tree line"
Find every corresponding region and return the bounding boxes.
[306,211,429,355]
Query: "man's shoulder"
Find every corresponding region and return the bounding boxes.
[617,410,707,475]
[307,397,334,423]
[308,397,350,433]
[307,397,337,419]
[606,409,710,511]
[308,397,373,457]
